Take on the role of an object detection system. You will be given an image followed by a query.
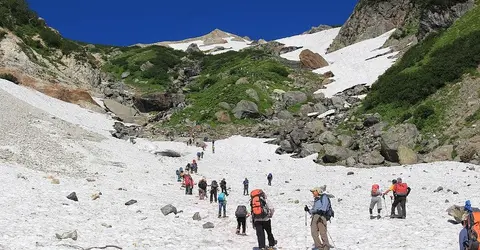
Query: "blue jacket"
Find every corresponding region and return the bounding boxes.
[459,228,468,250]
[243,179,249,186]
[309,194,329,214]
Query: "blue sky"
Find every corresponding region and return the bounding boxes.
[27,0,358,46]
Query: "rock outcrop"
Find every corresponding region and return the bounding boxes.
[299,49,329,70]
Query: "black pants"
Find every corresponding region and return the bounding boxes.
[210,190,217,203]
[221,186,228,195]
[254,220,276,248]
[391,196,407,218]
[237,217,246,233]
[244,185,248,196]
[268,179,272,186]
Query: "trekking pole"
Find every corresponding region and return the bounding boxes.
[327,231,336,249]
[305,211,308,249]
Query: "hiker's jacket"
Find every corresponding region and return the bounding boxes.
[309,195,329,215]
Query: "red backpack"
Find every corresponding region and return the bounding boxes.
[250,189,268,219]
[467,212,480,250]
[371,184,380,196]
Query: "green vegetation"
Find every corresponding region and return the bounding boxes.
[362,4,480,132]
[466,108,480,125]
[165,50,294,126]
[0,30,6,40]
[102,46,186,92]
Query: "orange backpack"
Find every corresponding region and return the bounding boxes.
[467,212,480,249]
[395,183,408,195]
[371,184,380,196]
[250,189,268,219]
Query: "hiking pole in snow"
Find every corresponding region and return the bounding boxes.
[305,211,308,249]
[327,230,337,249]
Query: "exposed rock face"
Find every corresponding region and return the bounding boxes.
[319,144,354,164]
[380,124,420,162]
[299,49,329,70]
[103,99,139,123]
[424,145,454,163]
[398,145,418,165]
[282,91,308,107]
[359,151,385,165]
[303,25,333,34]
[133,93,185,113]
[186,43,201,54]
[232,100,260,119]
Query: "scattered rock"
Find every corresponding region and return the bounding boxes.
[91,192,102,200]
[193,212,202,221]
[319,144,353,163]
[277,110,294,120]
[121,72,130,79]
[236,77,249,85]
[55,230,78,241]
[299,49,329,69]
[186,43,201,54]
[445,199,450,203]
[424,145,454,162]
[453,191,459,195]
[363,116,380,127]
[318,131,338,145]
[283,91,308,107]
[294,200,300,204]
[398,145,418,165]
[161,204,178,216]
[202,222,215,229]
[215,110,231,123]
[280,192,285,195]
[140,61,154,72]
[422,187,427,190]
[337,134,354,148]
[279,140,294,154]
[154,150,181,157]
[346,156,357,167]
[285,181,290,183]
[434,186,444,192]
[347,171,355,176]
[111,122,142,140]
[125,199,137,206]
[359,151,385,165]
[16,173,27,180]
[232,100,260,119]
[323,71,335,78]
[218,102,232,110]
[67,192,78,202]
[101,223,112,228]
[104,99,139,123]
[246,88,260,102]
[380,124,420,163]
[295,189,301,191]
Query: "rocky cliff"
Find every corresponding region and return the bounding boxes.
[327,0,475,53]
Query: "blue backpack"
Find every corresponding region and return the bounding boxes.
[218,192,226,202]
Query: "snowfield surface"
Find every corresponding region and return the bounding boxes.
[277,29,398,98]
[168,37,251,55]
[0,79,479,250]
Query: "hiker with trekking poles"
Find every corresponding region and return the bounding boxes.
[304,187,335,250]
[383,179,403,217]
[369,184,383,219]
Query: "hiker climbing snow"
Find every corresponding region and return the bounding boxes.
[235,204,250,235]
[305,187,334,250]
[370,184,383,219]
[243,178,249,196]
[251,189,277,249]
[267,173,273,186]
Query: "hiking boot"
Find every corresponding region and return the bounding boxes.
[218,214,221,218]
[377,215,381,219]
[222,214,227,218]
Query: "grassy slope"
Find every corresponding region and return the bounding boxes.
[362,3,480,134]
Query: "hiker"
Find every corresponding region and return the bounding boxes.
[175,169,181,182]
[383,179,402,216]
[218,191,227,218]
[389,177,411,219]
[212,140,215,146]
[370,184,382,219]
[251,189,277,249]
[267,173,273,186]
[220,178,228,195]
[201,151,204,159]
[212,145,215,154]
[191,160,198,174]
[179,170,184,182]
[185,163,191,173]
[235,204,250,235]
[463,200,480,250]
[197,152,201,161]
[243,178,249,196]
[184,174,194,195]
[210,180,219,203]
[198,177,208,200]
[304,187,334,250]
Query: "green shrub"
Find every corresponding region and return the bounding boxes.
[414,105,435,119]
[0,73,20,84]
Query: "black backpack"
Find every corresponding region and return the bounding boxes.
[322,194,335,221]
[199,180,207,189]
[211,181,218,189]
[235,205,248,217]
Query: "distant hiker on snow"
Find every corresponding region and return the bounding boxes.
[212,145,215,154]
[210,180,219,203]
[388,177,411,219]
[305,187,334,250]
[267,173,273,186]
[184,174,194,195]
[370,184,383,219]
[235,204,250,235]
[191,160,198,173]
[201,151,204,159]
[197,152,201,161]
[243,178,249,196]
[250,189,277,249]
[218,191,227,218]
[198,177,208,200]
[220,178,228,195]
[383,179,402,216]
[185,163,191,173]
[175,169,180,182]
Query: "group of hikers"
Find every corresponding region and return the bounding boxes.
[174,138,480,250]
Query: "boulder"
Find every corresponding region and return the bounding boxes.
[140,61,154,72]
[67,192,78,202]
[338,135,354,148]
[347,171,355,175]
[161,204,178,216]
[280,140,294,153]
[346,157,357,167]
[283,91,307,107]
[133,93,181,113]
[380,124,420,162]
[121,71,130,79]
[299,49,329,70]
[193,212,202,221]
[236,77,249,85]
[363,116,380,127]
[319,144,353,163]
[323,71,335,78]
[358,151,385,165]
[215,110,231,123]
[111,122,142,140]
[313,103,328,114]
[289,128,308,145]
[447,205,480,223]
[103,99,138,123]
[55,230,78,241]
[398,145,418,165]
[154,150,181,157]
[305,120,325,135]
[125,199,137,206]
[294,143,323,158]
[319,131,339,145]
[277,110,294,120]
[299,104,314,116]
[217,102,232,110]
[424,145,454,163]
[186,43,201,54]
[203,222,215,229]
[331,96,345,110]
[232,100,259,119]
[246,88,260,102]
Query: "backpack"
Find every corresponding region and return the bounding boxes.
[250,189,269,219]
[267,173,272,179]
[467,212,480,249]
[199,180,207,189]
[371,184,380,196]
[176,170,180,175]
[395,183,408,196]
[235,205,248,217]
[211,180,218,188]
[321,194,335,221]
[218,192,226,202]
